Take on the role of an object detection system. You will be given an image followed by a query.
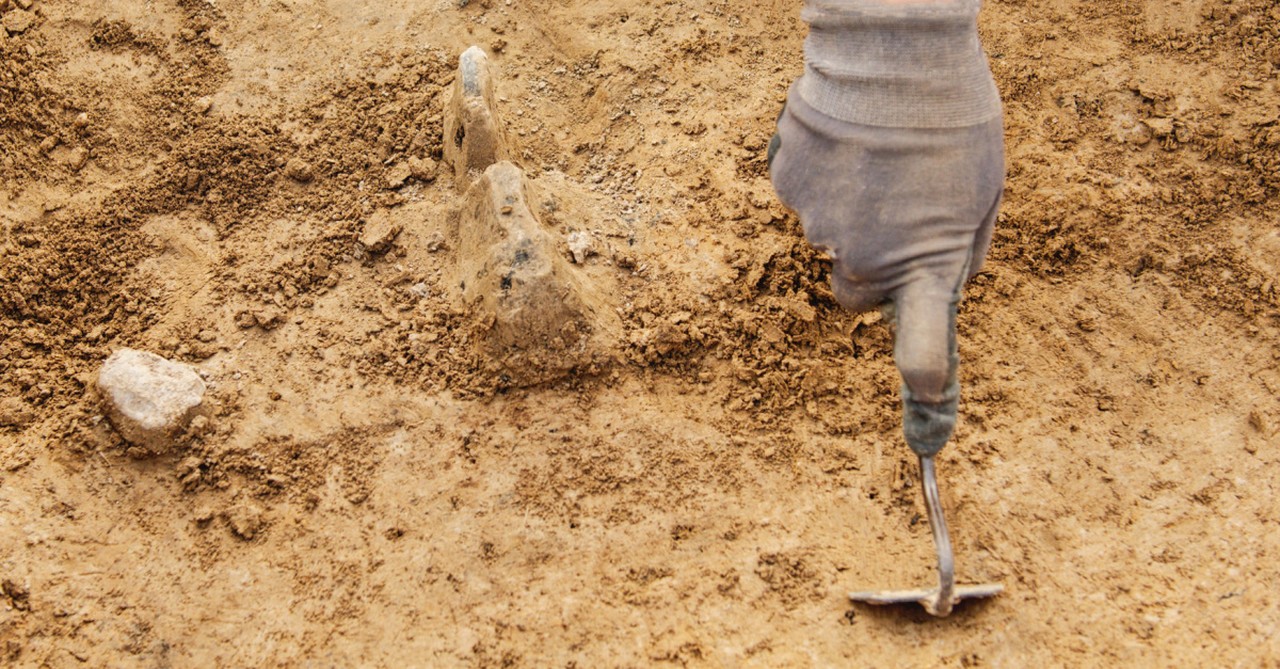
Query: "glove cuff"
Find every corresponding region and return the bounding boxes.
[798,0,1001,128]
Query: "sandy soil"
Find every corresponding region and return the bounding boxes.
[2,0,1279,666]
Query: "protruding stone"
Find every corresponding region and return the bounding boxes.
[455,162,618,385]
[96,348,207,453]
[442,46,510,188]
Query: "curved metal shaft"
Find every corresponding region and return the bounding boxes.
[919,455,955,617]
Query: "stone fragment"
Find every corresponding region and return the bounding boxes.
[2,9,35,35]
[455,161,618,385]
[442,46,510,188]
[283,157,314,183]
[360,212,402,254]
[96,348,207,453]
[566,231,593,264]
[425,231,447,252]
[65,146,88,171]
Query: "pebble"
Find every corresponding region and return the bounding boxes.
[96,348,207,453]
[65,146,88,171]
[567,231,593,264]
[283,157,314,183]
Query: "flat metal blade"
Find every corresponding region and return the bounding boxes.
[849,583,1003,611]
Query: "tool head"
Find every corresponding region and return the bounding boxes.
[849,583,1003,617]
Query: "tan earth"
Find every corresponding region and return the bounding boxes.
[2,0,1280,666]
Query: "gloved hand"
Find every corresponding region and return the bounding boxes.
[769,0,1004,457]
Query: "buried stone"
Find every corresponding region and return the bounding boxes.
[454,162,619,385]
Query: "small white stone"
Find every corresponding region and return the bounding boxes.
[567,231,593,264]
[97,348,207,453]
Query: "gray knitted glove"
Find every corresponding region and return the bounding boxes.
[770,0,1004,457]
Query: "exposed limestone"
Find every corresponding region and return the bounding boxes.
[96,349,207,454]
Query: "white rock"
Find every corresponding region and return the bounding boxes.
[566,231,593,264]
[97,348,207,453]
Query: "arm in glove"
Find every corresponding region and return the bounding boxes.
[769,0,1004,457]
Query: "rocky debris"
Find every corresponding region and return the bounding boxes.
[442,46,510,188]
[0,398,35,427]
[96,349,207,454]
[455,161,619,385]
[2,9,35,35]
[63,147,88,171]
[283,157,314,183]
[359,212,402,254]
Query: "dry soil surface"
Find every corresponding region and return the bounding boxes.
[3,0,1280,667]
